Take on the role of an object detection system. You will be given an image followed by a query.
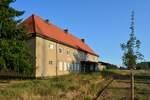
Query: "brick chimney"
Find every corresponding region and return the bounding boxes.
[45,19,49,23]
[64,29,68,33]
[81,39,85,43]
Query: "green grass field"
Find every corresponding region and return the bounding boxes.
[0,73,111,100]
[0,70,149,100]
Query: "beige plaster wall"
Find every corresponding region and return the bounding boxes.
[35,36,99,77]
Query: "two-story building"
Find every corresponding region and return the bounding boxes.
[21,14,99,78]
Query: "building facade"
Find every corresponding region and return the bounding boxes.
[22,15,99,77]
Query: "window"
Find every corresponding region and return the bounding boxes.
[90,65,94,70]
[59,47,63,53]
[74,63,79,71]
[64,62,67,71]
[49,61,53,64]
[59,62,63,71]
[67,63,70,71]
[48,44,54,49]
[66,50,70,55]
[70,64,73,71]
[73,63,76,71]
[77,63,80,71]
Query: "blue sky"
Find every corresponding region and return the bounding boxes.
[11,0,150,65]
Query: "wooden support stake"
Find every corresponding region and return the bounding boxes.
[131,69,134,100]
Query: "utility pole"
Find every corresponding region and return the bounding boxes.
[130,11,135,100]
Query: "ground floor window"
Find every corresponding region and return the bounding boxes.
[64,62,67,71]
[59,62,63,71]
[58,61,80,72]
[73,63,76,71]
[77,63,80,71]
[67,63,70,71]
[72,63,80,72]
[70,64,73,71]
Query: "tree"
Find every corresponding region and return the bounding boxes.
[0,0,34,76]
[121,11,144,69]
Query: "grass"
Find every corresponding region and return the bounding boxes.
[0,72,110,100]
[98,69,150,100]
[102,69,130,75]
[98,79,131,100]
[0,70,149,100]
[134,70,150,100]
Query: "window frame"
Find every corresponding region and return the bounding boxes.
[58,47,63,54]
[48,43,54,49]
[49,60,53,65]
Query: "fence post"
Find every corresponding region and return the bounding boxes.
[131,69,134,100]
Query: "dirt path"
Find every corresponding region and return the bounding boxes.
[97,79,131,100]
[96,70,150,100]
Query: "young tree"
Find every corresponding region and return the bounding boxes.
[121,11,144,69]
[0,0,34,76]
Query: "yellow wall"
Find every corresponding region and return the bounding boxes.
[34,36,99,77]
[35,36,57,77]
[0,35,99,78]
[86,54,99,62]
[98,64,106,71]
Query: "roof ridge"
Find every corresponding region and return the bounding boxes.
[32,14,36,33]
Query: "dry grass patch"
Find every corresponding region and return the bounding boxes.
[0,72,110,100]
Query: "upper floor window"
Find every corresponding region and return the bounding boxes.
[48,44,54,49]
[58,47,63,53]
[66,50,70,55]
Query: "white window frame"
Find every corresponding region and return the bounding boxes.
[59,61,63,71]
[67,63,70,71]
[64,62,67,71]
[48,43,54,49]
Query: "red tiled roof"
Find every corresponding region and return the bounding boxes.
[21,14,99,56]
